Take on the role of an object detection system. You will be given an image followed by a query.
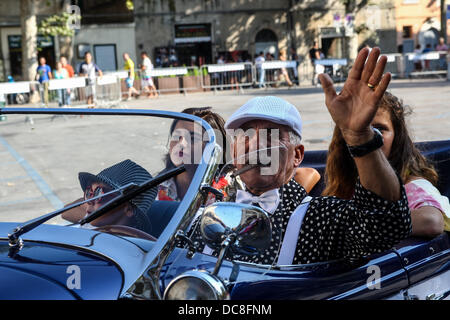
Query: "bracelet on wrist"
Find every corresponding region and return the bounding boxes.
[347,127,384,158]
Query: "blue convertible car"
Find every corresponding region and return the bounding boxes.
[0,108,448,300]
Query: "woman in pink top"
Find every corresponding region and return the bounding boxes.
[323,92,448,237]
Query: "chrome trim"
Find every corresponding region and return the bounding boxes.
[125,117,222,299]
[200,202,272,256]
[163,269,229,300]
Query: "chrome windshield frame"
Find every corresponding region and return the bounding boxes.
[0,107,221,299]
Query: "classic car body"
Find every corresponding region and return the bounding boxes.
[0,108,448,300]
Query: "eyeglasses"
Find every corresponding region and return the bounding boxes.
[84,186,119,205]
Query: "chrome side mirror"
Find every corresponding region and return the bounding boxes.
[165,203,272,300]
[200,202,272,256]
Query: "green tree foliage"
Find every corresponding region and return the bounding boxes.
[126,0,134,10]
[38,12,81,37]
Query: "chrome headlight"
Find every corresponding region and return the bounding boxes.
[163,270,229,300]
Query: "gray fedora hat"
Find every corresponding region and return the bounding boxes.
[78,159,157,222]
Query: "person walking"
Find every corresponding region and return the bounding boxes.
[123,53,139,100]
[79,51,102,107]
[413,44,423,71]
[279,49,294,87]
[35,56,52,107]
[255,51,265,88]
[290,47,299,83]
[60,56,74,106]
[436,37,449,70]
[140,51,158,98]
[309,41,323,86]
[422,44,432,71]
[53,62,69,107]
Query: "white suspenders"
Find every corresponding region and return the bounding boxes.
[277,196,311,265]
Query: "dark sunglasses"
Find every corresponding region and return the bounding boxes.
[84,186,119,205]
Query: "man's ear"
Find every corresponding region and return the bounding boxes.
[293,144,305,167]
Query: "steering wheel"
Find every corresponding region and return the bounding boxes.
[93,225,157,242]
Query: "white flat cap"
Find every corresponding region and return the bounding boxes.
[225,96,302,139]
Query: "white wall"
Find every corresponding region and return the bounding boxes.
[73,23,136,72]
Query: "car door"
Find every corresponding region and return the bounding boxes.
[386,233,450,300]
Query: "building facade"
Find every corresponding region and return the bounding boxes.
[0,0,136,81]
[394,0,449,52]
[0,0,62,81]
[0,0,408,81]
[133,0,397,71]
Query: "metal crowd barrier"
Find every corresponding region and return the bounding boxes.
[48,77,86,107]
[405,51,448,78]
[314,59,348,83]
[255,60,298,88]
[95,73,123,107]
[1,75,123,109]
[383,54,404,78]
[46,75,122,108]
[382,51,448,79]
[200,62,254,92]
[120,67,203,95]
[0,81,33,106]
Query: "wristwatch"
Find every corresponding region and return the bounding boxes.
[347,127,384,158]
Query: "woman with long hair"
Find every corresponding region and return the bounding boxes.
[157,107,228,201]
[323,92,449,237]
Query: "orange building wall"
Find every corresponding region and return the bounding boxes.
[395,0,449,47]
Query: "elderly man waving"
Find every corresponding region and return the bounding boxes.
[192,47,411,265]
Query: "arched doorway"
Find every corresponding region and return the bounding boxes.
[419,28,439,50]
[254,29,278,58]
[418,18,441,50]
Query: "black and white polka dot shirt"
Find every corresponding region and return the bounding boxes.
[189,177,411,265]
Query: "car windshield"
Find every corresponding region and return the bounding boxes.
[0,109,216,240]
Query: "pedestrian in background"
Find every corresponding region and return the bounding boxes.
[123,52,139,100]
[255,51,265,88]
[79,51,102,107]
[60,56,74,106]
[422,44,432,71]
[413,44,423,71]
[35,56,52,107]
[217,55,225,90]
[309,41,322,86]
[279,49,293,87]
[53,62,68,107]
[290,47,299,83]
[140,51,158,98]
[436,37,449,70]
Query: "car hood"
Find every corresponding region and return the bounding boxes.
[0,222,155,299]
